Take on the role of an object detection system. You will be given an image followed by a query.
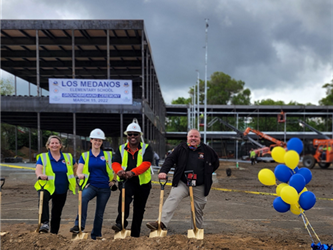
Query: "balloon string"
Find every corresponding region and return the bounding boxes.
[300,212,321,244]
[303,212,321,243]
[300,213,314,243]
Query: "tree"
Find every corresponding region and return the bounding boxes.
[0,78,14,95]
[319,79,333,106]
[1,79,15,151]
[207,72,251,105]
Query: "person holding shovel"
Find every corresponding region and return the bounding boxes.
[34,135,77,234]
[146,129,219,232]
[69,128,116,240]
[111,120,154,237]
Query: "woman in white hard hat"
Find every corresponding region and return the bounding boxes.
[111,120,154,237]
[70,128,116,240]
[35,135,77,234]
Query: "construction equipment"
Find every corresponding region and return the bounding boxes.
[185,170,204,240]
[35,178,47,233]
[149,177,168,238]
[114,179,131,239]
[72,177,89,240]
[215,118,282,160]
[0,178,7,237]
[299,120,333,169]
[243,127,287,154]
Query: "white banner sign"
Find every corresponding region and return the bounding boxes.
[49,78,132,104]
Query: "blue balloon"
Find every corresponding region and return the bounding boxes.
[297,168,312,185]
[299,191,316,210]
[274,164,293,183]
[293,166,299,173]
[287,138,303,154]
[289,174,306,193]
[273,197,290,213]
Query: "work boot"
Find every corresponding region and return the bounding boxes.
[146,221,166,231]
[70,225,85,234]
[39,222,49,233]
[111,224,122,232]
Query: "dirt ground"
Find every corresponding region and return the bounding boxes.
[1,161,332,249]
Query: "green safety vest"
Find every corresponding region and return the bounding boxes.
[34,152,76,195]
[250,151,256,158]
[81,151,114,189]
[118,142,151,185]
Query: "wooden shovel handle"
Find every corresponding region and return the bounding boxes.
[189,186,198,231]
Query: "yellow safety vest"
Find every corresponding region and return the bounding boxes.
[250,151,256,158]
[34,152,76,195]
[118,142,151,185]
[81,151,114,189]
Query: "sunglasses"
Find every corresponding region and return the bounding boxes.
[127,133,139,137]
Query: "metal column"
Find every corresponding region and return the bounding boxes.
[73,113,76,160]
[141,29,145,136]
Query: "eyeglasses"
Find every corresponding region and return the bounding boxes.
[127,133,139,137]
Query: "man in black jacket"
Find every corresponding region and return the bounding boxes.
[146,129,219,231]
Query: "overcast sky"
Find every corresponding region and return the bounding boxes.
[1,0,332,105]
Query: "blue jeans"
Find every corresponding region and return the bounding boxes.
[74,185,111,239]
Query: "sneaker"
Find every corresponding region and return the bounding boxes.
[39,222,49,233]
[70,225,85,234]
[146,221,166,231]
[111,224,122,232]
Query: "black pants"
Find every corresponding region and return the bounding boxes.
[116,180,151,237]
[38,190,67,234]
[251,158,255,165]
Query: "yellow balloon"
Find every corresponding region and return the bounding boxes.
[299,187,308,196]
[276,183,289,196]
[290,203,304,215]
[281,186,299,204]
[258,168,276,186]
[271,147,286,163]
[284,150,300,169]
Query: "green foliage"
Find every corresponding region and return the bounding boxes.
[254,99,285,105]
[207,72,249,105]
[319,79,333,106]
[0,78,14,95]
[165,97,189,132]
[171,96,191,104]
[1,123,57,151]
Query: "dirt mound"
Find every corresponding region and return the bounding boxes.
[1,149,15,158]
[0,223,311,250]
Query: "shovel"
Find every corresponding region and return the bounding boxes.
[0,178,7,236]
[186,171,204,240]
[149,177,168,238]
[0,177,5,209]
[72,177,89,240]
[114,179,131,239]
[35,178,47,233]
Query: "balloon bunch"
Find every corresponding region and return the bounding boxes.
[258,138,316,215]
[258,138,331,248]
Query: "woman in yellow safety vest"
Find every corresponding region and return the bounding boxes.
[35,135,77,234]
[70,128,116,240]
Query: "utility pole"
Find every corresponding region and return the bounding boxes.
[196,70,200,130]
[204,19,209,143]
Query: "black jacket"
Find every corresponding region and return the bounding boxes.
[160,142,219,196]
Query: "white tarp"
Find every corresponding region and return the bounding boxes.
[49,78,132,104]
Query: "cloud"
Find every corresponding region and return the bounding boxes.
[2,0,332,105]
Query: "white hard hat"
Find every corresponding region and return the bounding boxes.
[89,128,106,140]
[124,122,143,135]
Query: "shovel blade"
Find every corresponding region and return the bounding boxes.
[149,229,167,238]
[114,229,131,239]
[187,228,204,240]
[0,232,8,236]
[72,232,89,240]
